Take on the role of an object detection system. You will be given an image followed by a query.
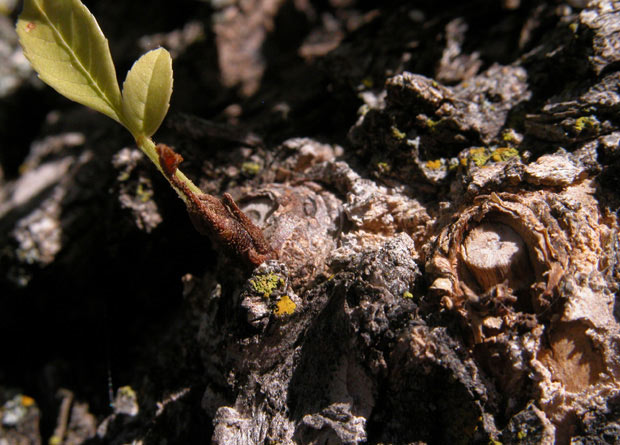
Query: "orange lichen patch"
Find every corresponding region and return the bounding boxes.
[538,322,605,393]
[26,22,36,32]
[425,159,443,170]
[20,395,35,407]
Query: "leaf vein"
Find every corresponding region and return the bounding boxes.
[32,0,119,116]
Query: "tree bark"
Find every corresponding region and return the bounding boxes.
[1,1,620,444]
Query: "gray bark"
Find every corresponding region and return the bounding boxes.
[1,1,620,444]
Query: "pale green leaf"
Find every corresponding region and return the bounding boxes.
[16,0,122,122]
[121,48,173,138]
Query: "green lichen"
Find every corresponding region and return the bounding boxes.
[117,385,137,399]
[574,115,600,134]
[136,182,153,202]
[358,103,370,117]
[426,118,439,132]
[490,147,519,162]
[250,273,284,299]
[501,129,519,144]
[376,161,391,173]
[241,161,261,176]
[391,126,406,140]
[448,158,460,171]
[468,147,490,166]
[517,430,527,440]
[274,295,296,316]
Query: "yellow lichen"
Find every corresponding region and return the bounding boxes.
[391,126,406,140]
[403,291,413,299]
[461,146,518,169]
[274,295,296,316]
[574,115,600,134]
[250,273,284,299]
[241,161,261,176]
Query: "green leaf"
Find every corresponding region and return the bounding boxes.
[121,48,173,139]
[16,0,122,122]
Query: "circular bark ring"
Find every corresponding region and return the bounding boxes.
[426,192,568,316]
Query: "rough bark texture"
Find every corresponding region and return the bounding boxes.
[1,1,620,444]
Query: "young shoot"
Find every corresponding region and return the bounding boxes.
[16,0,273,267]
